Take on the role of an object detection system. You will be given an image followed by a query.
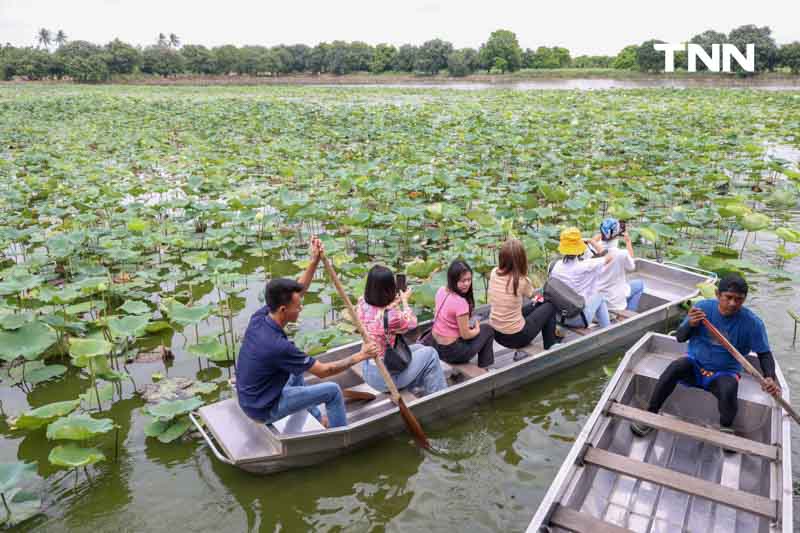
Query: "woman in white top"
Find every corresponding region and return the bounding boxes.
[589,218,645,312]
[550,227,613,328]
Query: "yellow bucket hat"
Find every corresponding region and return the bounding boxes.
[559,227,587,256]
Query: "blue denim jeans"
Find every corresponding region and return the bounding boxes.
[362,344,447,395]
[627,279,645,311]
[564,293,611,328]
[263,373,347,428]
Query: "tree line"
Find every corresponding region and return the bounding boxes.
[2,26,799,83]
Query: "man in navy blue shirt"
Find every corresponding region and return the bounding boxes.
[632,274,779,439]
[236,237,379,428]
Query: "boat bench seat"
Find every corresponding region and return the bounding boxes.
[448,363,487,380]
[271,409,326,434]
[197,398,281,464]
[610,309,637,320]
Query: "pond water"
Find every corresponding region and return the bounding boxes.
[317,78,800,92]
[2,224,798,532]
[1,88,799,533]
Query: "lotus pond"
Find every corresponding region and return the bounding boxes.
[0,84,799,531]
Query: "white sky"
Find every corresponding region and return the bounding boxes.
[1,0,798,56]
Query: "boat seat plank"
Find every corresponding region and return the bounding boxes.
[583,448,777,520]
[610,309,637,320]
[607,402,778,460]
[549,505,634,533]
[198,398,281,464]
[399,390,417,403]
[271,410,326,434]
[449,362,488,380]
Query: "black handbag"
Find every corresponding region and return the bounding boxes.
[544,260,588,327]
[383,310,412,373]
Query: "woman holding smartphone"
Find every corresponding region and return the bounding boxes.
[356,265,447,395]
[431,260,495,369]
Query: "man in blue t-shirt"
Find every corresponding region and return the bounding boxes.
[631,274,779,439]
[236,237,379,428]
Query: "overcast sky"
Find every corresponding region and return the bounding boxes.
[1,0,798,56]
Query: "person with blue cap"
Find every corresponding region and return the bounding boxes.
[589,218,645,312]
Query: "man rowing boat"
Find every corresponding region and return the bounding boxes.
[236,237,379,428]
[631,274,780,440]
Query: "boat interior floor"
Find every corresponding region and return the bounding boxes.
[553,351,779,533]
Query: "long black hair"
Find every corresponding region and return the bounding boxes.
[364,264,397,307]
[447,259,475,314]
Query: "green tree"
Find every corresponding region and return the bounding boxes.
[529,46,569,69]
[447,48,477,76]
[688,30,727,71]
[308,42,329,74]
[347,41,373,72]
[57,40,110,82]
[105,39,140,75]
[392,44,418,72]
[415,39,452,75]
[286,44,310,72]
[369,43,397,73]
[612,45,638,69]
[479,29,522,72]
[212,45,241,75]
[327,40,351,74]
[572,55,614,68]
[0,46,54,80]
[636,39,667,72]
[778,42,800,74]
[54,30,68,48]
[36,28,52,50]
[141,45,184,77]
[727,25,778,73]
[180,44,215,74]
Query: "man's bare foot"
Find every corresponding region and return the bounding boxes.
[320,415,330,428]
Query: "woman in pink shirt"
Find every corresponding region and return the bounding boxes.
[431,260,495,368]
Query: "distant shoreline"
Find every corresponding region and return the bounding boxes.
[3,69,800,88]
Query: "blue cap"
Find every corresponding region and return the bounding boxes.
[600,218,620,241]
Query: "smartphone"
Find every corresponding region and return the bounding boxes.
[396,273,407,292]
[619,220,627,235]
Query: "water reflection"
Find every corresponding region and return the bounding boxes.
[318,78,800,92]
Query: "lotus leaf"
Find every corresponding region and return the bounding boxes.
[406,258,439,279]
[741,213,771,232]
[145,417,193,443]
[0,321,58,362]
[127,218,149,232]
[48,444,105,468]
[0,462,36,493]
[143,397,204,422]
[187,339,228,361]
[69,337,112,359]
[46,414,115,441]
[79,382,115,410]
[300,302,331,319]
[775,228,800,243]
[0,488,41,527]
[108,315,149,339]
[0,312,35,330]
[119,300,151,315]
[162,300,212,327]
[11,400,81,430]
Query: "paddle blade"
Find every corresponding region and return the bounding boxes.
[398,398,430,450]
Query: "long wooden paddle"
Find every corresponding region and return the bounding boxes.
[321,254,431,449]
[702,318,800,426]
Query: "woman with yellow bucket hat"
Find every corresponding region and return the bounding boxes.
[549,227,613,329]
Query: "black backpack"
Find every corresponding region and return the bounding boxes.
[543,260,588,327]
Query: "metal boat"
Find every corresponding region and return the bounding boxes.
[528,331,792,533]
[191,259,713,474]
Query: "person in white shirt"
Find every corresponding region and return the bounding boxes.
[589,218,645,312]
[550,227,613,328]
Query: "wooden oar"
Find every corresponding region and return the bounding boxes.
[702,318,800,426]
[321,254,431,449]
